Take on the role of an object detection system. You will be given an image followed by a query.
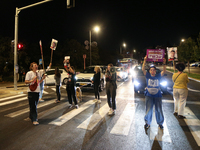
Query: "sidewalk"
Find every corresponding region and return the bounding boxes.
[0,82,28,98]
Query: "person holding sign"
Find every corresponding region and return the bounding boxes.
[25,62,46,125]
[142,55,166,129]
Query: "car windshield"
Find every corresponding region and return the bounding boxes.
[81,67,95,73]
[116,68,123,72]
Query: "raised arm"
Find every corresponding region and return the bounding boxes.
[142,55,147,76]
[161,58,166,76]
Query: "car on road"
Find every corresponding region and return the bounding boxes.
[75,66,106,91]
[132,65,168,94]
[190,62,200,67]
[116,67,128,81]
[44,69,69,85]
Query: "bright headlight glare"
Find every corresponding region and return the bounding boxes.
[90,77,93,80]
[75,76,78,80]
[134,80,140,86]
[160,81,167,86]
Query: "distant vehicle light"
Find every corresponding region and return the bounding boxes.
[75,76,78,80]
[160,81,167,86]
[90,77,93,80]
[134,80,140,86]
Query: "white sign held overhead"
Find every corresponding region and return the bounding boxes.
[50,39,58,50]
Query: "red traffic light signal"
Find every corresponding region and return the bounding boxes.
[17,43,23,50]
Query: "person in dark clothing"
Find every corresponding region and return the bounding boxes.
[54,67,61,103]
[92,66,101,103]
[66,66,78,109]
[106,63,117,115]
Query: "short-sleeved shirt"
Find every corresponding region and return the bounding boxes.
[25,71,41,93]
[172,72,189,89]
[145,72,162,97]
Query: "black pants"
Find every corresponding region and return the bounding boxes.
[56,85,61,100]
[106,82,116,110]
[28,92,39,122]
[94,84,100,99]
[66,85,77,105]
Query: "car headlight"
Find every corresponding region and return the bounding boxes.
[160,81,167,86]
[75,76,78,80]
[134,80,140,86]
[90,77,93,80]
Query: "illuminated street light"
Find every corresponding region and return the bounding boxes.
[123,43,126,47]
[89,26,100,66]
[133,49,136,53]
[181,39,185,42]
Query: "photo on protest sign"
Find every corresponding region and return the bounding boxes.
[50,39,58,50]
[167,47,178,61]
[146,49,165,62]
[65,56,70,60]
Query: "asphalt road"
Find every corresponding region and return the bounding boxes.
[0,75,200,150]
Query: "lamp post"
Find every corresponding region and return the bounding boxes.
[89,26,99,66]
[120,43,126,54]
[13,0,52,90]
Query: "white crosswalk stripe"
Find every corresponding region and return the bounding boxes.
[0,97,27,106]
[184,107,200,146]
[110,103,137,135]
[49,100,94,126]
[0,94,26,101]
[51,88,56,91]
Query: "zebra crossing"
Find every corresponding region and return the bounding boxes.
[0,86,200,146]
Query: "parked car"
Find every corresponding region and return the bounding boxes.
[116,67,128,81]
[190,62,200,67]
[75,66,106,91]
[44,69,69,85]
[132,65,168,94]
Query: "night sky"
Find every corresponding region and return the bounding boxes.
[1,0,200,52]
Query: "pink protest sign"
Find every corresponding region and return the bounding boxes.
[146,49,165,62]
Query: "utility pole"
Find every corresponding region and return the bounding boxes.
[13,0,52,90]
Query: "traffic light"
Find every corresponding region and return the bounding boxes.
[17,43,23,50]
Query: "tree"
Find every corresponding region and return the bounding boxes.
[178,37,198,74]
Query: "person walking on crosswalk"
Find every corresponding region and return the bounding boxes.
[172,63,189,119]
[92,66,101,103]
[54,67,61,103]
[25,62,46,125]
[142,55,166,129]
[37,63,51,102]
[65,66,78,109]
[105,63,117,115]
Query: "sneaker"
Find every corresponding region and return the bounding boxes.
[68,104,73,108]
[93,99,97,102]
[39,99,44,102]
[97,100,101,104]
[75,105,79,109]
[159,124,164,129]
[108,109,115,116]
[144,123,150,129]
[33,121,39,125]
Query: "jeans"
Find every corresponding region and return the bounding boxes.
[28,92,39,122]
[173,88,188,116]
[106,82,116,110]
[144,96,164,125]
[56,85,61,101]
[39,81,44,99]
[94,84,100,99]
[66,85,77,105]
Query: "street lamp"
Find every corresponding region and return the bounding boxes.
[120,43,126,54]
[89,26,100,66]
[181,39,185,42]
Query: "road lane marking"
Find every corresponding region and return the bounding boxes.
[110,103,137,135]
[43,91,49,94]
[184,107,200,146]
[0,97,27,106]
[188,88,200,92]
[51,88,56,91]
[0,94,26,102]
[77,103,110,130]
[49,100,94,126]
[5,100,56,118]
[149,110,172,143]
[24,98,67,120]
